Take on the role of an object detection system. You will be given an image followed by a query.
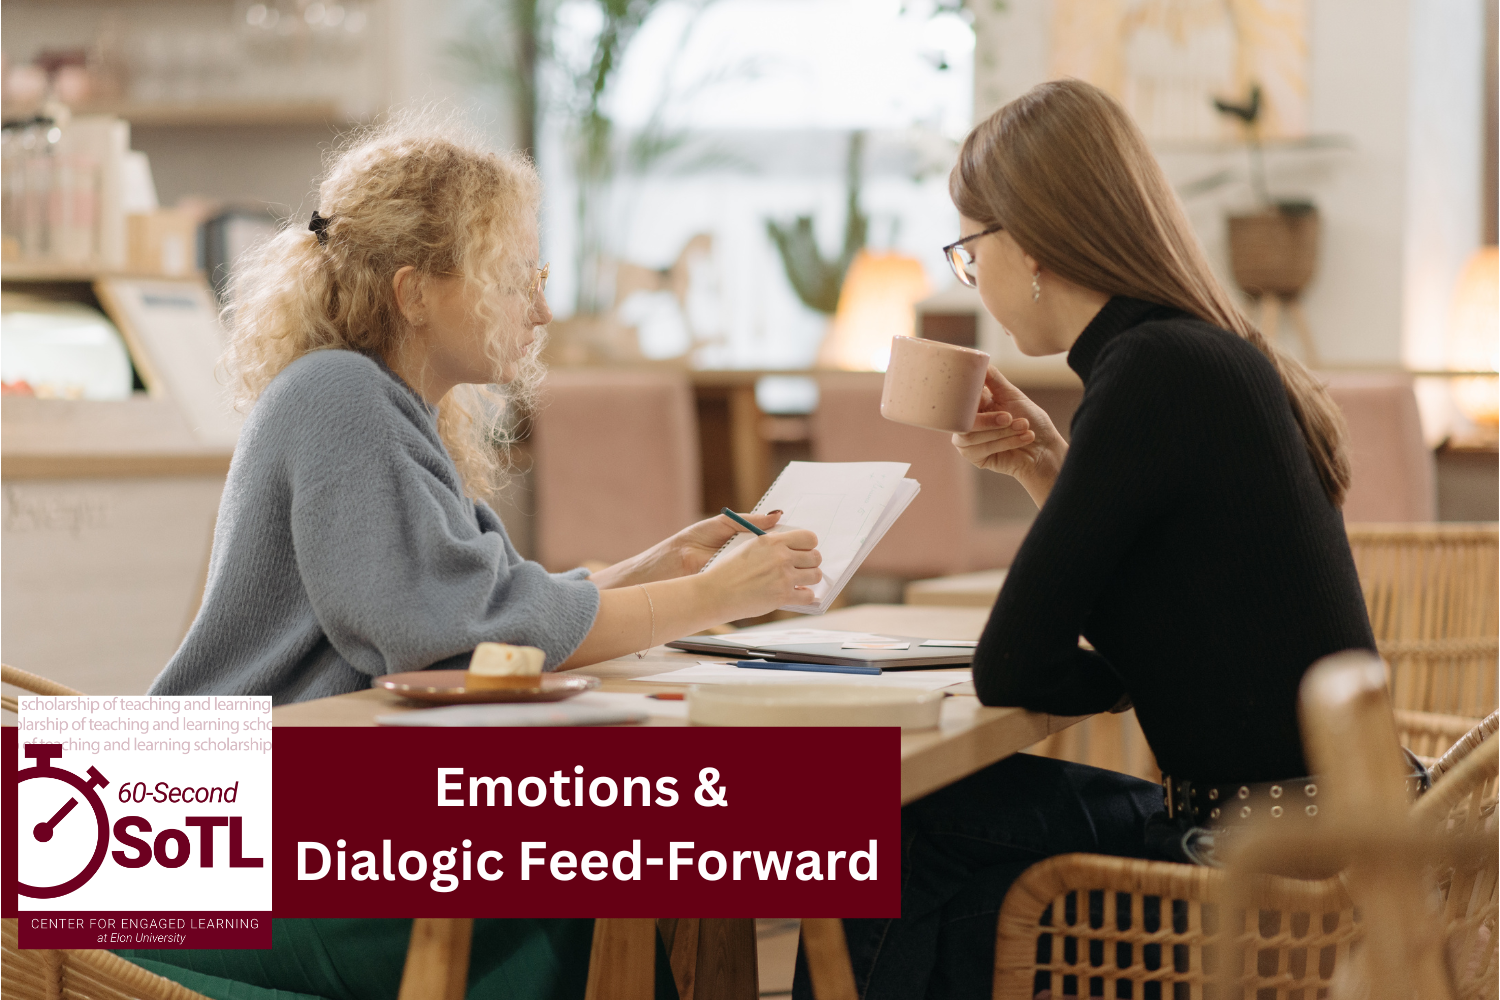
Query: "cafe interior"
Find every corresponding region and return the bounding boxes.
[1,0,1498,997]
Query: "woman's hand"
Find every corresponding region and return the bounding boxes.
[672,511,785,576]
[952,366,1068,507]
[559,525,822,669]
[588,511,786,589]
[703,528,823,618]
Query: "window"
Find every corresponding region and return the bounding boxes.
[539,0,974,367]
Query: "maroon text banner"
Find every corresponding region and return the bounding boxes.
[273,726,901,917]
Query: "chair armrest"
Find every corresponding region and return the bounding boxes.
[993,854,1353,1000]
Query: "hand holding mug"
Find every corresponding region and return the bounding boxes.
[951,366,1067,505]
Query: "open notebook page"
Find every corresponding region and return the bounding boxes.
[702,461,917,614]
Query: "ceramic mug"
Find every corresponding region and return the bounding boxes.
[880,336,991,433]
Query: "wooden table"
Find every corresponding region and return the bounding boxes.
[273,604,1083,806]
[903,569,1009,609]
[274,604,1084,1000]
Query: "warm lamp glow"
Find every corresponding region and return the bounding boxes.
[818,251,931,371]
[1448,246,1499,427]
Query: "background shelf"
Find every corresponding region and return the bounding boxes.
[2,99,349,128]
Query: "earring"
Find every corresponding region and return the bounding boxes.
[1031,272,1041,303]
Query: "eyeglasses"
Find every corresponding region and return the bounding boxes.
[942,225,1002,287]
[433,263,549,297]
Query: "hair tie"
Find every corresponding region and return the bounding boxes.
[309,211,332,245]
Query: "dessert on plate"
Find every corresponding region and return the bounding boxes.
[464,642,546,690]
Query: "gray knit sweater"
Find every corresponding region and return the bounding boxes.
[149,349,600,704]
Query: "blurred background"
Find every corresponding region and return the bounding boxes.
[2,4,1496,989]
[1,0,1496,711]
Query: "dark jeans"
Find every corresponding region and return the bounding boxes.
[792,753,1171,1000]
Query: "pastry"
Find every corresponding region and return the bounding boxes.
[465,642,546,690]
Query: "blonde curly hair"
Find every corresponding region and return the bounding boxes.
[223,114,545,499]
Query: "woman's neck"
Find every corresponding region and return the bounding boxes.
[1037,282,1112,355]
[381,342,454,406]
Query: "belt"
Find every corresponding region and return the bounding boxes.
[1162,775,1322,826]
[1163,754,1431,829]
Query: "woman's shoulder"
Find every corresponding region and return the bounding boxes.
[257,349,416,421]
[243,349,432,464]
[1101,310,1275,388]
[269,348,389,396]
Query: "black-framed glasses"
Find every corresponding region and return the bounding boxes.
[942,225,1002,287]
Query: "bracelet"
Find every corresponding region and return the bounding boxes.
[635,584,656,659]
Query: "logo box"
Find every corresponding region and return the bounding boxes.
[6,696,272,948]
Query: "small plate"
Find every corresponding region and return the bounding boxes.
[377,670,600,704]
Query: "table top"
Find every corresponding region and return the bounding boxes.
[903,569,1008,608]
[271,604,1083,804]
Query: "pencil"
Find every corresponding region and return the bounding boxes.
[735,660,881,676]
[720,508,767,536]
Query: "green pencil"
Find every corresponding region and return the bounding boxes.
[720,508,767,536]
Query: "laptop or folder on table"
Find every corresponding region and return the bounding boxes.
[666,629,976,670]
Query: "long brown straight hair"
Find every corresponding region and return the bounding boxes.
[950,79,1351,507]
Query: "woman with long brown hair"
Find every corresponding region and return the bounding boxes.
[794,79,1376,998]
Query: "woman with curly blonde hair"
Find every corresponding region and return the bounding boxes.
[150,118,821,703]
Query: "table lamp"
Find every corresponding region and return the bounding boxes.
[1447,246,1498,428]
[817,250,930,371]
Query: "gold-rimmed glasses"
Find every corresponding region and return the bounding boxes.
[942,225,1002,287]
[535,263,549,297]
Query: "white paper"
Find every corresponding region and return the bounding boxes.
[375,692,692,727]
[631,663,973,691]
[920,640,980,648]
[578,691,689,720]
[701,462,919,614]
[376,699,647,727]
[842,642,910,650]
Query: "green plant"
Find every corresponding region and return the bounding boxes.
[765,131,869,315]
[448,0,543,158]
[453,0,742,315]
[1212,83,1270,206]
[450,0,665,313]
[1209,84,1316,216]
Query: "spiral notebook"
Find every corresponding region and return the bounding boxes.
[701,461,920,615]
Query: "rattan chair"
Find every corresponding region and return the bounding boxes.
[992,657,1499,1000]
[1218,731,1498,1000]
[1347,524,1499,724]
[2,662,85,711]
[992,849,1356,998]
[1414,734,1499,1000]
[1400,707,1494,765]
[2,920,213,1000]
[1432,710,1500,783]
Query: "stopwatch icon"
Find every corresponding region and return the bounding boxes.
[17,744,112,899]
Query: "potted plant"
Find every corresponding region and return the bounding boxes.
[1214,85,1320,302]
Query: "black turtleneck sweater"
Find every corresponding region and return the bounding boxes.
[973,296,1375,784]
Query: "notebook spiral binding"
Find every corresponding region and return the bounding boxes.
[699,463,799,572]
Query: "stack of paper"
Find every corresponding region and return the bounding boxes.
[375,694,652,727]
[635,663,973,691]
[703,461,920,614]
